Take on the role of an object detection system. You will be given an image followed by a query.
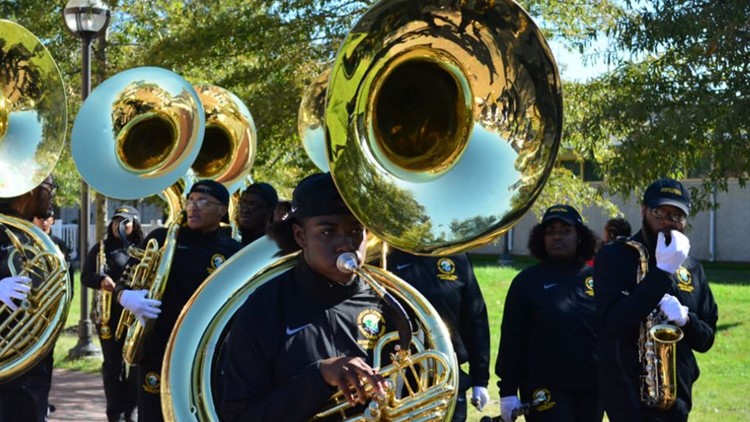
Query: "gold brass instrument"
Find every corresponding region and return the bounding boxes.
[71,69,255,365]
[161,0,561,420]
[115,218,181,364]
[192,84,257,238]
[0,20,71,381]
[623,239,684,410]
[298,69,331,172]
[0,216,71,381]
[71,67,205,364]
[92,240,114,340]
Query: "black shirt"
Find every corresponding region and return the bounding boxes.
[496,260,598,396]
[594,231,718,420]
[386,250,490,388]
[221,255,391,422]
[114,225,242,365]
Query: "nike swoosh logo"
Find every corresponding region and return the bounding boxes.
[396,263,411,270]
[177,245,190,250]
[543,283,557,289]
[285,324,310,336]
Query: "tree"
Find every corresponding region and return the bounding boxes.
[565,0,750,212]
[3,0,626,215]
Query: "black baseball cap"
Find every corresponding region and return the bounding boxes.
[291,173,351,218]
[189,180,230,205]
[243,182,278,207]
[113,205,139,221]
[542,204,583,226]
[643,178,691,216]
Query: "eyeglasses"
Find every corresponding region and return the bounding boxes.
[41,181,58,197]
[186,198,224,209]
[649,207,687,223]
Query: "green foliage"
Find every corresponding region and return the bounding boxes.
[8,0,744,217]
[566,0,750,213]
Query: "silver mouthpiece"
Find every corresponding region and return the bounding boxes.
[336,252,360,274]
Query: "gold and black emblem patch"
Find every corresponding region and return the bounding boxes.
[356,308,385,350]
[584,276,594,297]
[143,371,160,394]
[533,388,556,411]
[207,253,227,274]
[436,258,457,281]
[676,266,693,292]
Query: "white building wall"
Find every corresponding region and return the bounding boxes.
[472,179,750,263]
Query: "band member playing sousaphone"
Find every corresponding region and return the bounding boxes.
[114,180,242,422]
[0,177,63,421]
[81,205,144,422]
[594,178,718,421]
[222,173,396,421]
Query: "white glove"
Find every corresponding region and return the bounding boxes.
[471,386,490,411]
[659,294,689,327]
[0,276,31,311]
[119,289,161,323]
[500,395,522,422]
[656,230,690,274]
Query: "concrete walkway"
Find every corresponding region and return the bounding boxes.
[48,368,107,421]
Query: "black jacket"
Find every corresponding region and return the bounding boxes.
[81,236,132,329]
[114,225,242,365]
[496,260,598,396]
[0,215,56,421]
[221,255,392,422]
[386,250,490,388]
[594,231,718,420]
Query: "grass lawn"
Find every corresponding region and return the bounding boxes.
[54,257,750,421]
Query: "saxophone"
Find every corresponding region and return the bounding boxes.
[622,239,684,410]
[93,240,113,340]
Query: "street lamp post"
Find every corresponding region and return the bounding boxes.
[63,0,111,359]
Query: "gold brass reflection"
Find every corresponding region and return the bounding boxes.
[0,20,67,197]
[325,0,562,255]
[298,69,331,171]
[193,84,256,195]
[71,67,204,200]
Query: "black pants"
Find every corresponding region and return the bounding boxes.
[0,353,53,422]
[451,369,472,422]
[99,322,137,422]
[136,353,166,422]
[521,384,603,422]
[607,398,689,422]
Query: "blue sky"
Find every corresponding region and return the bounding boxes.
[547,39,612,82]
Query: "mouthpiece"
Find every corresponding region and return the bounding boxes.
[336,252,360,273]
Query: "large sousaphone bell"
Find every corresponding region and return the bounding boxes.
[162,0,561,420]
[71,67,256,364]
[0,20,71,381]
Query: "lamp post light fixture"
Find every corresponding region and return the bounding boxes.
[63,0,111,359]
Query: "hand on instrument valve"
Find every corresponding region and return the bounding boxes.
[659,294,689,327]
[500,395,522,421]
[320,356,387,407]
[0,276,31,311]
[655,230,690,274]
[119,289,161,326]
[471,386,490,411]
[100,276,116,292]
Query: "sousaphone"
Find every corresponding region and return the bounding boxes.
[0,20,71,381]
[162,0,562,420]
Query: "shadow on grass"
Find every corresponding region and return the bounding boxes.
[716,322,742,333]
